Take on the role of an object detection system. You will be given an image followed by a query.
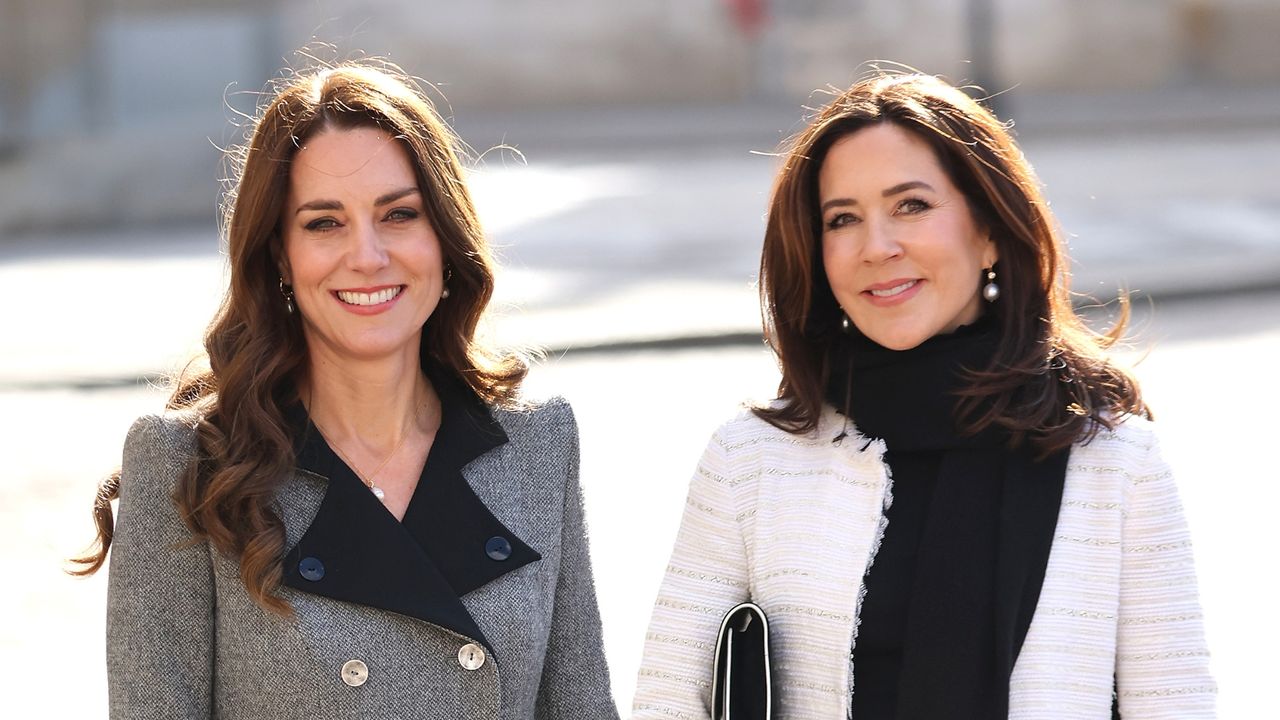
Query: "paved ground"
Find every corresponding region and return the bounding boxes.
[6,289,1279,717]
[2,92,1277,716]
[3,119,1279,386]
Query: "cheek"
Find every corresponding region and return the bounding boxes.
[935,219,988,279]
[279,239,303,284]
[421,236,446,274]
[284,246,319,285]
[404,243,442,278]
[821,237,855,292]
[282,239,340,290]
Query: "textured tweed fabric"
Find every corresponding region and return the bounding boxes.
[632,405,1216,719]
[106,398,619,720]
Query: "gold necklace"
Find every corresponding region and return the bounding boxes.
[312,404,425,502]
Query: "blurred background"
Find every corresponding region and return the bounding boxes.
[2,0,1278,716]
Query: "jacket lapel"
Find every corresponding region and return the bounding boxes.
[400,380,541,596]
[277,374,541,653]
[280,463,494,648]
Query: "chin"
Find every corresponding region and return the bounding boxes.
[858,322,931,351]
[877,335,928,351]
[326,330,423,362]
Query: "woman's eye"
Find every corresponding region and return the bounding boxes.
[386,207,420,222]
[898,198,931,214]
[825,212,858,230]
[303,217,339,232]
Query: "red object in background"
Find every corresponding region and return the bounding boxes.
[725,0,768,37]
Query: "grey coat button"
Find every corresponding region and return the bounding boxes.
[457,643,486,671]
[485,536,512,561]
[341,659,369,687]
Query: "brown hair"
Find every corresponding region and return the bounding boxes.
[755,72,1147,453]
[71,61,526,612]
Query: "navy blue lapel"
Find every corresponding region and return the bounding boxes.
[399,373,540,595]
[279,371,541,653]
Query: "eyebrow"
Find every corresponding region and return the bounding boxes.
[294,186,421,215]
[818,180,937,214]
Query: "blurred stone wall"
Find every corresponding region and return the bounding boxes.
[758,0,1280,96]
[4,0,1277,139]
[0,0,1276,234]
[269,0,753,108]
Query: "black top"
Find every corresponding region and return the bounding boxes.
[826,317,1070,719]
[851,450,941,716]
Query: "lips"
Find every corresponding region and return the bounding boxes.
[866,279,918,298]
[859,278,924,307]
[335,286,404,306]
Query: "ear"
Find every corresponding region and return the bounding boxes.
[981,233,999,269]
[271,234,291,284]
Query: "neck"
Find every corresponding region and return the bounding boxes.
[301,339,439,451]
[826,315,1003,450]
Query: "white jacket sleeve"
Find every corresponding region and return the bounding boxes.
[632,427,751,720]
[1116,430,1217,717]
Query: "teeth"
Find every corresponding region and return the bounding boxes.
[337,286,402,306]
[869,280,917,298]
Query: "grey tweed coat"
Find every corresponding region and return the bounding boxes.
[106,386,619,720]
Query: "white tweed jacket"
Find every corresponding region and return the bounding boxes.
[632,405,1215,719]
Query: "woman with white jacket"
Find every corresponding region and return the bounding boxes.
[632,72,1215,719]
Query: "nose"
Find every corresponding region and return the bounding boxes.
[346,219,390,274]
[862,219,904,264]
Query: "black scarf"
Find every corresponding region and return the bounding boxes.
[826,317,1069,719]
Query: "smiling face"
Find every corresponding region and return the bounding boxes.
[818,122,997,350]
[280,125,444,365]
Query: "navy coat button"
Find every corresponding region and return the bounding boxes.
[485,536,512,561]
[299,556,325,582]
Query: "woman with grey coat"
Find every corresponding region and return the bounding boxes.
[73,61,618,720]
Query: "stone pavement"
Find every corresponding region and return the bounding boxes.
[1,88,1278,386]
[3,87,1278,716]
[9,292,1280,718]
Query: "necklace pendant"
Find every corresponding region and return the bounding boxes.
[371,486,386,501]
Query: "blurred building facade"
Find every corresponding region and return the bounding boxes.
[1,0,1277,233]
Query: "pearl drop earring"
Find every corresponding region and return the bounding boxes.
[982,268,1000,303]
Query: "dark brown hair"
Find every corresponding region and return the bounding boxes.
[71,62,526,612]
[755,72,1147,453]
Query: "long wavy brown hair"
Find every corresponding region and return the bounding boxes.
[71,61,527,613]
[756,72,1147,454]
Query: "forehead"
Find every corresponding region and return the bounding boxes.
[289,126,416,187]
[819,123,949,189]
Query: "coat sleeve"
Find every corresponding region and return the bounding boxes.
[534,403,621,720]
[106,415,215,720]
[631,424,751,720]
[1115,428,1217,717]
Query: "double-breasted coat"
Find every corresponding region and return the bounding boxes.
[106,375,618,719]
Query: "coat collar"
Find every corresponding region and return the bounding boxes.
[278,366,540,652]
